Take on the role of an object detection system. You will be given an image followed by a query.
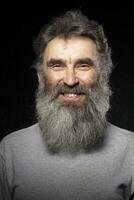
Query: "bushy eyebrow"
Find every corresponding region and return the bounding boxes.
[47,59,64,67]
[75,58,95,66]
[46,58,95,67]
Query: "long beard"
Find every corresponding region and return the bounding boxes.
[36,80,111,154]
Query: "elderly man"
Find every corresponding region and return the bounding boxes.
[0,10,134,200]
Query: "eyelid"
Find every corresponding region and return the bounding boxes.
[51,63,61,67]
[75,64,94,71]
[47,63,66,71]
[48,63,64,67]
[76,63,92,68]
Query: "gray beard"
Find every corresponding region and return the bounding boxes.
[36,81,111,154]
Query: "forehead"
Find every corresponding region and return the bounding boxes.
[43,36,97,62]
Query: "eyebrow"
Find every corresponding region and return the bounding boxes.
[75,58,95,66]
[46,58,95,67]
[47,59,64,67]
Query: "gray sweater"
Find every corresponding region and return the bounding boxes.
[0,123,134,200]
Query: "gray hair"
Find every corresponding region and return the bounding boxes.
[33,9,113,83]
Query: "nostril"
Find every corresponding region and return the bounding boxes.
[64,76,79,86]
[64,82,79,88]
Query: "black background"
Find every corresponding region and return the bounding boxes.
[1,2,134,140]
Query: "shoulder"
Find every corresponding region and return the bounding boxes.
[107,122,134,139]
[1,123,39,140]
[106,122,134,153]
[0,124,41,153]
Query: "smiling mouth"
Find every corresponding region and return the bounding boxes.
[58,93,85,102]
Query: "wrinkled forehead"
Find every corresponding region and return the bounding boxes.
[42,36,98,64]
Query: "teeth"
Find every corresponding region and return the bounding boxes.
[64,94,78,97]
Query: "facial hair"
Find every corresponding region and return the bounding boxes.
[36,77,111,154]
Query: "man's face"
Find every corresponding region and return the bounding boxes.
[36,36,110,153]
[39,36,99,106]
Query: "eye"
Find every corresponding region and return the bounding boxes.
[50,64,64,71]
[52,64,61,68]
[77,64,92,71]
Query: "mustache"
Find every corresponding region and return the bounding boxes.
[49,84,89,99]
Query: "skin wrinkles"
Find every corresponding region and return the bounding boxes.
[36,36,111,153]
[34,10,112,154]
[46,58,95,69]
[38,36,99,104]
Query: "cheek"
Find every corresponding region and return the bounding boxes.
[79,70,98,87]
[45,70,63,87]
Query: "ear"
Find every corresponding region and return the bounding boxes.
[37,72,42,83]
[37,72,45,88]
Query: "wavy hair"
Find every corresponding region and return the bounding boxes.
[33,9,113,84]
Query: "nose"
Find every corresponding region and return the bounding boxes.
[63,68,79,86]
